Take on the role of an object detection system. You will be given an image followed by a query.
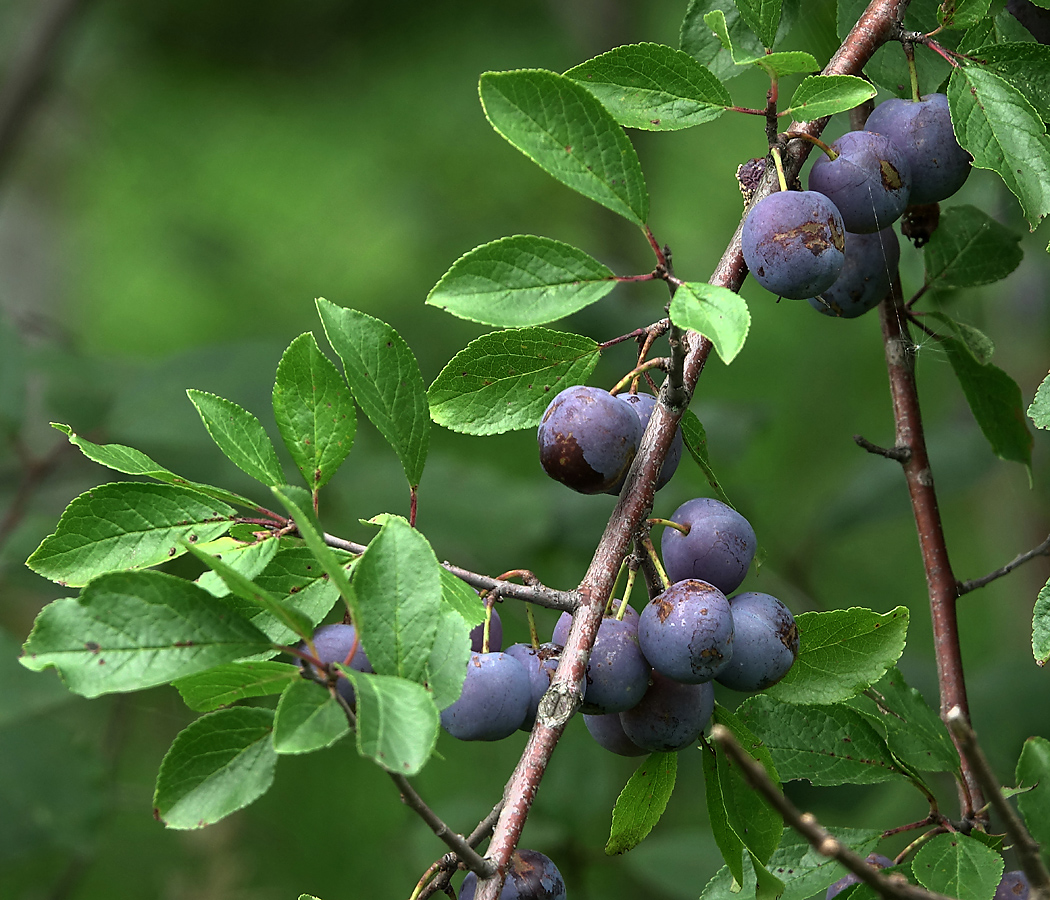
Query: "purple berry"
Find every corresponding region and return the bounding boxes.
[460,849,567,900]
[809,228,900,318]
[505,642,569,730]
[297,623,372,705]
[583,712,648,756]
[580,614,651,714]
[715,592,799,692]
[537,385,642,494]
[606,392,683,494]
[995,871,1030,900]
[864,93,971,205]
[661,498,757,595]
[742,190,846,299]
[638,580,734,684]
[469,608,503,652]
[826,854,895,900]
[552,604,638,647]
[619,671,714,752]
[808,131,912,234]
[440,652,530,741]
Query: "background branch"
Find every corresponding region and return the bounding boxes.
[957,534,1050,596]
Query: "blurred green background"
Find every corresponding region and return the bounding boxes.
[1,1,1048,898]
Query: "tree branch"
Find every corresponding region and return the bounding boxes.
[957,534,1050,596]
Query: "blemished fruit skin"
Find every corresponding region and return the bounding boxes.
[583,712,648,756]
[297,623,373,705]
[715,592,799,692]
[809,227,900,318]
[606,392,684,494]
[826,854,895,900]
[638,580,735,684]
[661,497,757,595]
[741,190,846,299]
[469,608,503,652]
[619,671,715,752]
[994,871,1030,900]
[808,131,912,234]
[537,385,642,494]
[440,652,530,741]
[505,642,570,730]
[460,849,568,900]
[864,93,971,205]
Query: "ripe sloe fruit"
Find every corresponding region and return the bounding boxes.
[460,849,567,900]
[809,227,900,318]
[661,497,757,594]
[469,607,503,652]
[552,603,637,647]
[995,872,1030,900]
[583,712,647,756]
[638,579,734,683]
[715,592,799,692]
[808,131,911,234]
[537,385,642,494]
[864,93,971,205]
[741,190,845,299]
[440,651,530,741]
[505,642,570,730]
[826,854,895,900]
[297,623,372,705]
[619,671,714,752]
[606,392,684,494]
[579,614,651,714]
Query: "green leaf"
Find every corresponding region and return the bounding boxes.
[20,571,273,697]
[425,604,471,711]
[272,678,350,754]
[173,661,299,712]
[352,517,441,684]
[972,43,1050,122]
[944,337,1033,470]
[272,333,357,495]
[679,410,736,510]
[853,668,960,773]
[427,328,601,435]
[249,544,347,644]
[153,707,277,829]
[923,205,1023,290]
[735,0,782,48]
[315,299,430,488]
[426,235,616,326]
[344,670,440,775]
[911,832,1004,900]
[479,69,649,226]
[606,752,678,855]
[1034,578,1050,666]
[183,540,314,643]
[949,66,1050,230]
[27,481,235,587]
[700,827,883,900]
[50,424,257,509]
[439,568,486,627]
[187,389,285,487]
[195,535,279,598]
[1016,736,1050,862]
[738,695,906,785]
[782,75,876,122]
[939,0,992,29]
[1028,372,1050,430]
[680,0,766,80]
[669,282,750,364]
[565,43,731,132]
[765,607,909,705]
[750,51,820,78]
[704,706,782,885]
[924,312,995,365]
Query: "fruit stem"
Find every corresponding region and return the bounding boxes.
[770,146,788,192]
[905,40,920,101]
[782,130,838,160]
[615,566,638,620]
[610,358,668,396]
[647,516,690,536]
[526,605,540,649]
[482,599,494,653]
[639,532,671,589]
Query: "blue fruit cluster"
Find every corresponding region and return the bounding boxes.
[743,93,970,312]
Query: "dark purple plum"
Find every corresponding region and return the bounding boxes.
[605,392,684,494]
[619,671,714,752]
[995,872,1030,900]
[715,592,799,692]
[826,854,895,900]
[580,614,651,714]
[661,497,757,594]
[505,642,574,730]
[864,93,971,205]
[440,651,530,741]
[809,227,900,318]
[460,849,567,900]
[297,623,372,705]
[537,385,642,494]
[741,190,845,299]
[808,131,911,234]
[583,712,648,756]
[638,579,734,684]
[552,603,638,647]
[469,607,503,653]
